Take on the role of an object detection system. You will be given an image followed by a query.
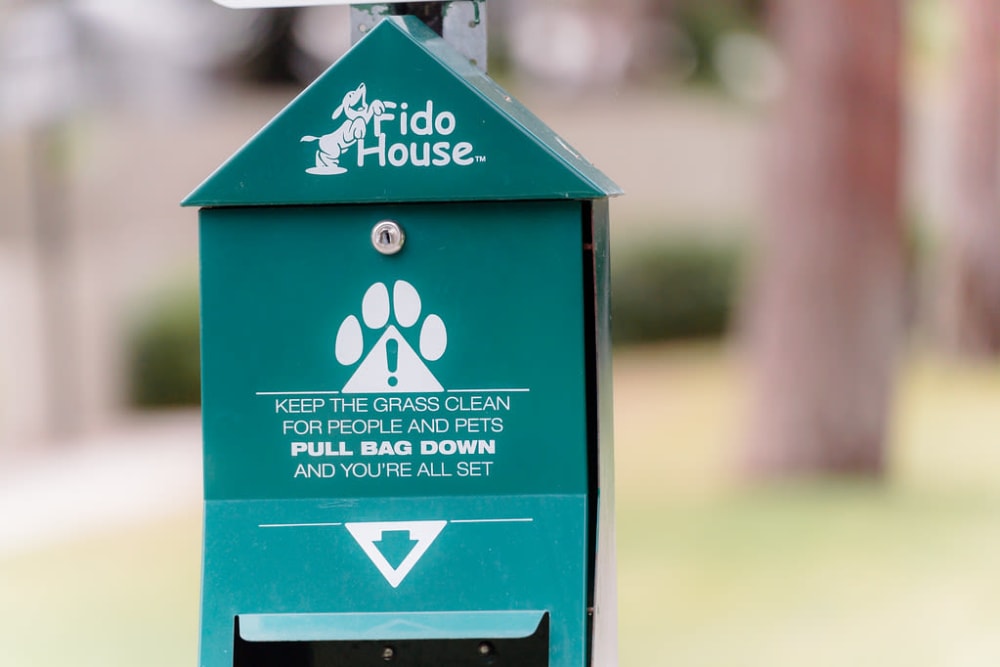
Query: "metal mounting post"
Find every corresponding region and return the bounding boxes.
[350,1,487,72]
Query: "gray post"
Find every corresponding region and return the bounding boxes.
[350,1,487,72]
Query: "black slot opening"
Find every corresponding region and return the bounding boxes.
[233,613,549,667]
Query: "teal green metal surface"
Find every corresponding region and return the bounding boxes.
[197,201,597,667]
[199,201,586,501]
[189,14,617,667]
[203,496,587,666]
[182,16,621,207]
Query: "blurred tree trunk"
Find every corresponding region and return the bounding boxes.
[741,0,905,478]
[939,0,1000,357]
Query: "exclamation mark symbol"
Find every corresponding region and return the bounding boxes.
[386,338,399,387]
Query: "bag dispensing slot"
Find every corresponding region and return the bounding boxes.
[233,612,550,667]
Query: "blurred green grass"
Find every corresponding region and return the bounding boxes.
[0,512,201,667]
[2,343,998,666]
[616,344,1000,666]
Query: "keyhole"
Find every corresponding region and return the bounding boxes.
[385,338,399,387]
[372,220,405,255]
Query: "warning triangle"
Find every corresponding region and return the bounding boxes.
[346,521,447,588]
[342,327,443,394]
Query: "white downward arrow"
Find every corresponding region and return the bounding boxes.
[345,521,447,588]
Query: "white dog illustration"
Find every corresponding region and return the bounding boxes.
[301,83,393,175]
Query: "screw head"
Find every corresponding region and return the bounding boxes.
[477,641,494,656]
[381,645,395,661]
[372,220,405,255]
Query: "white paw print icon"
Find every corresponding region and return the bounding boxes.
[335,280,447,393]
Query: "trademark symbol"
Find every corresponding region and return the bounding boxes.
[475,155,487,164]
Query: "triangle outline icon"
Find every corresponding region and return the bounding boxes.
[345,520,447,588]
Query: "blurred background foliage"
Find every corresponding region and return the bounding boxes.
[611,233,743,344]
[668,0,766,85]
[125,276,200,408]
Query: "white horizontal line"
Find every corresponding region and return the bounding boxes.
[256,389,529,396]
[446,388,530,393]
[449,518,534,524]
[258,522,344,528]
[255,391,341,396]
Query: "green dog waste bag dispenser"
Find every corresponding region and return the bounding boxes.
[183,16,620,667]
